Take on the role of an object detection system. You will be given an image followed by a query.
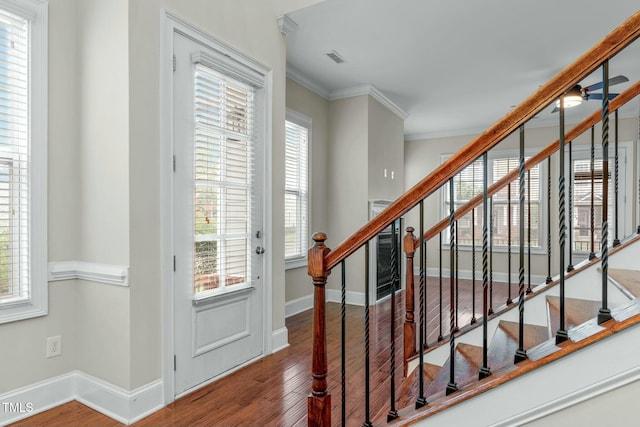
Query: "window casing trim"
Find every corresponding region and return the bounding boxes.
[0,0,47,324]
[284,109,311,270]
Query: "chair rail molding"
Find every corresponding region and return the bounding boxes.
[48,261,129,287]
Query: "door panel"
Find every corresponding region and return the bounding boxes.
[172,31,264,396]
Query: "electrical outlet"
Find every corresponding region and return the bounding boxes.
[46,336,62,358]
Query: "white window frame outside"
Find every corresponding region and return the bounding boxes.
[284,109,310,270]
[441,149,548,255]
[0,0,48,324]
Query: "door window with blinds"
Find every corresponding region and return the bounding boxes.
[193,64,254,296]
[443,153,543,249]
[284,112,309,268]
[0,1,47,324]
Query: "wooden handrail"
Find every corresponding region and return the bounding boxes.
[416,79,640,247]
[324,10,640,271]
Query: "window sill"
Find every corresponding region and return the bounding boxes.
[285,256,308,270]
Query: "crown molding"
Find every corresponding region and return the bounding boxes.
[277,14,298,38]
[329,84,408,120]
[285,68,409,123]
[286,65,331,99]
[405,107,640,141]
[405,126,486,141]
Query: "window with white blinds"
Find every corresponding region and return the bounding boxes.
[193,63,254,296]
[571,148,621,253]
[0,1,47,324]
[443,154,543,249]
[284,114,309,266]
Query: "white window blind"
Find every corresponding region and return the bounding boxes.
[193,64,254,296]
[284,118,309,263]
[492,157,541,248]
[572,157,614,252]
[444,154,542,249]
[0,8,29,305]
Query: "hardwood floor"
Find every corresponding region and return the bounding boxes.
[12,278,509,427]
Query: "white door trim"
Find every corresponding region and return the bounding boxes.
[159,9,274,405]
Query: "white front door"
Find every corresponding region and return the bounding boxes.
[172,31,265,396]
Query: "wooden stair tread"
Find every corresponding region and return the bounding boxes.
[487,321,550,370]
[609,268,640,298]
[497,320,550,349]
[547,296,602,335]
[425,344,483,396]
[396,363,441,409]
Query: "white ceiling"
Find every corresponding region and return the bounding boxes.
[284,1,640,139]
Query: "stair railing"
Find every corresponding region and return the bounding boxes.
[307,10,640,427]
[405,78,640,352]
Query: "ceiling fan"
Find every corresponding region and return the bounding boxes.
[551,75,629,113]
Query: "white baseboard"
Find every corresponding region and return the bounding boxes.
[285,289,367,318]
[285,294,314,318]
[271,327,289,353]
[422,267,547,286]
[326,289,366,306]
[0,372,163,426]
[0,373,75,426]
[75,372,163,425]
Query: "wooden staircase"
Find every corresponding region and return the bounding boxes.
[306,11,640,427]
[381,240,640,426]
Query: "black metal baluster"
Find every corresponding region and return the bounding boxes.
[556,96,569,344]
[387,221,399,421]
[613,110,620,247]
[446,177,459,395]
[454,219,460,332]
[526,170,533,294]
[420,220,427,348]
[471,207,478,323]
[455,176,460,333]
[480,151,492,378]
[363,243,372,427]
[527,170,533,294]
[416,201,427,409]
[507,183,513,304]
[341,260,346,426]
[547,156,553,283]
[438,232,444,341]
[489,195,494,313]
[515,125,529,363]
[567,139,574,272]
[598,61,613,325]
[590,126,597,260]
[471,162,478,324]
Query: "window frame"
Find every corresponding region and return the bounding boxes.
[441,148,548,255]
[0,0,47,324]
[192,63,256,298]
[570,143,630,254]
[284,109,311,270]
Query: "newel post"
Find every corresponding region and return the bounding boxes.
[308,232,332,427]
[403,227,417,367]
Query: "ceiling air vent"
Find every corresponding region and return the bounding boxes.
[326,50,345,64]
